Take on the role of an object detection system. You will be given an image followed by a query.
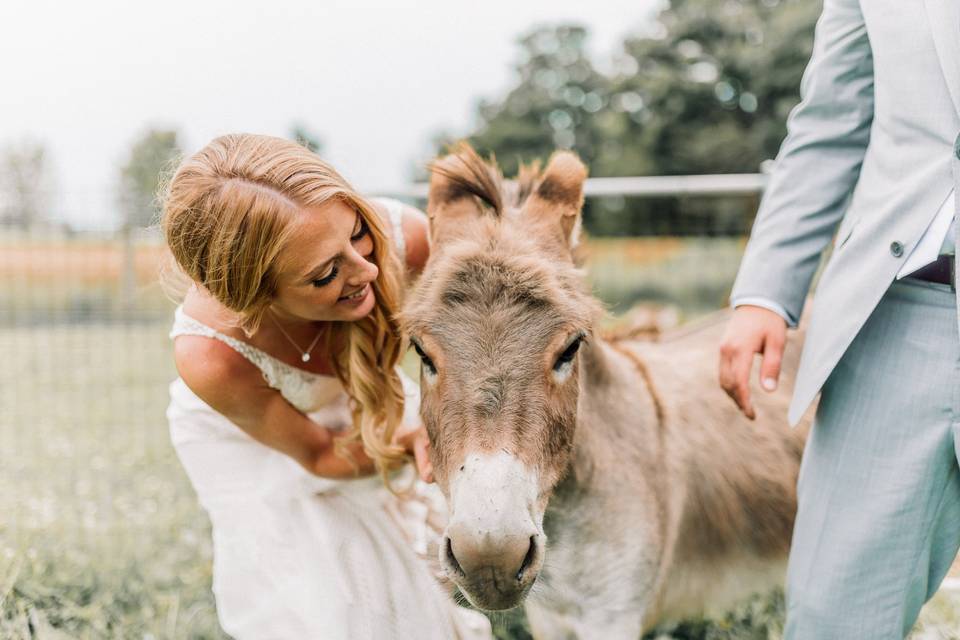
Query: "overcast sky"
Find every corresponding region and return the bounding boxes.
[1,0,662,230]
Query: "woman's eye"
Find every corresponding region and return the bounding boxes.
[312,266,339,288]
[351,217,369,242]
[553,336,583,371]
[413,342,437,376]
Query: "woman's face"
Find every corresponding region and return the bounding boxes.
[271,199,380,323]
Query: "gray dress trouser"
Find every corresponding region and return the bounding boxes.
[785,278,960,639]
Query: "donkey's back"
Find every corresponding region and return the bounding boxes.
[606,311,809,626]
[403,143,810,638]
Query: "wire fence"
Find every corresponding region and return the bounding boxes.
[1,178,760,637]
[6,178,960,637]
[0,179,756,635]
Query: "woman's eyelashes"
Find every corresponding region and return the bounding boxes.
[312,216,368,288]
[351,216,369,242]
[312,265,339,288]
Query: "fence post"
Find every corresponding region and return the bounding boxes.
[120,222,136,322]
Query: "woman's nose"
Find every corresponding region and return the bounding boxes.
[345,246,379,286]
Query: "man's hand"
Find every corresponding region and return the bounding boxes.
[718,305,788,420]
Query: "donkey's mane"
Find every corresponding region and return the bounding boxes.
[429,143,543,216]
[404,145,603,342]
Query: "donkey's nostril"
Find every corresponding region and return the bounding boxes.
[516,535,537,582]
[445,536,465,576]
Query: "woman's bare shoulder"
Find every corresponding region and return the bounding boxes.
[369,198,430,273]
[173,333,263,407]
[400,205,430,274]
[175,289,264,408]
[181,287,245,337]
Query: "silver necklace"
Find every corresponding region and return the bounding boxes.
[270,311,324,363]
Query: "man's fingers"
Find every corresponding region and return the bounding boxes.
[718,346,740,396]
[731,350,756,419]
[760,335,784,392]
[719,349,750,417]
[735,376,756,420]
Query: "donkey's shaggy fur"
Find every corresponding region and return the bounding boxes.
[402,145,810,638]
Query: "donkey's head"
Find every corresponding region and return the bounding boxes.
[400,144,601,610]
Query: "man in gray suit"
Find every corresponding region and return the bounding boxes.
[718,0,959,637]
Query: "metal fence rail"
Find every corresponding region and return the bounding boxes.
[373,173,768,201]
[0,176,762,635]
[1,175,770,327]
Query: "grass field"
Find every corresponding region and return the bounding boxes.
[3,235,959,638]
[1,322,226,639]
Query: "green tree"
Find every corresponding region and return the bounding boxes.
[600,0,820,234]
[444,1,820,235]
[116,128,180,317]
[291,123,324,155]
[462,25,611,177]
[118,129,181,230]
[0,139,52,230]
[607,0,820,177]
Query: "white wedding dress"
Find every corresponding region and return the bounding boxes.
[166,200,491,640]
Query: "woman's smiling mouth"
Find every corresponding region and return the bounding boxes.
[338,284,370,305]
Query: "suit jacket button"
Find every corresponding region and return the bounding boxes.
[890,241,904,257]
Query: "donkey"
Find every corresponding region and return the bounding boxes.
[400,145,810,638]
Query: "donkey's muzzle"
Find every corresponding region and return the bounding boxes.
[442,450,546,610]
[442,527,544,610]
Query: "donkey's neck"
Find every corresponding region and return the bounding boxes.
[555,337,666,498]
[540,336,670,605]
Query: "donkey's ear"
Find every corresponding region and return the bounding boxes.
[524,151,587,253]
[427,145,503,245]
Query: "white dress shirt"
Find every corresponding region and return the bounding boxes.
[896,189,956,276]
[734,189,956,326]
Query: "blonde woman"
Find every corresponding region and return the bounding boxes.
[162,133,490,639]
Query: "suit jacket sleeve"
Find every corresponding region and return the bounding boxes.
[730,0,874,325]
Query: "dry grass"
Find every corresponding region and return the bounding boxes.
[0,242,166,284]
[0,323,226,639]
[3,235,959,638]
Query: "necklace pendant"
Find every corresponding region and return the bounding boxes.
[301,353,310,363]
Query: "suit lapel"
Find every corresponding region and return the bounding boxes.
[924,0,960,116]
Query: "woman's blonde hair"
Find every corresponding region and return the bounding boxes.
[161,133,407,477]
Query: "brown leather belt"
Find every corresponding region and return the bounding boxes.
[905,254,956,291]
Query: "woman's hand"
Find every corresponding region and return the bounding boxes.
[393,423,435,483]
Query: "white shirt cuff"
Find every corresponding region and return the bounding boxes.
[730,296,796,327]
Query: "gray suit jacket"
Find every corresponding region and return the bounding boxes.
[731,0,960,426]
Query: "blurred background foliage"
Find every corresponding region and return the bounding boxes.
[17,1,960,638]
[432,0,819,236]
[118,130,183,232]
[0,0,821,240]
[0,3,824,637]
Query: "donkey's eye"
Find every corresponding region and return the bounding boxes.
[553,336,584,372]
[413,342,437,377]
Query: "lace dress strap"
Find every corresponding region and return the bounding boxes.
[170,307,310,392]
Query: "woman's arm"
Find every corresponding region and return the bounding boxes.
[174,335,375,478]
